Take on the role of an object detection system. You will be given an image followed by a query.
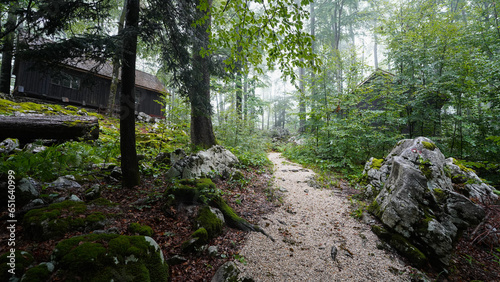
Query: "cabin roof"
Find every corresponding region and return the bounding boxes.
[357,68,395,87]
[65,60,165,93]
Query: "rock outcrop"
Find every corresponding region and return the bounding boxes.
[363,137,497,267]
[166,145,239,179]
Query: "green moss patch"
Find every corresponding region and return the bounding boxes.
[196,206,223,238]
[128,222,154,237]
[53,234,168,281]
[370,158,384,170]
[421,141,437,151]
[164,178,220,205]
[23,263,52,282]
[23,200,109,241]
[0,251,34,281]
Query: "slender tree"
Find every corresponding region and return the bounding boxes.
[0,4,17,94]
[107,0,127,116]
[120,0,140,187]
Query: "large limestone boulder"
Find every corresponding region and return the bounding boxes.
[166,145,239,179]
[363,137,496,267]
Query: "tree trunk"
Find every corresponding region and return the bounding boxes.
[0,6,17,94]
[107,0,127,116]
[190,0,216,149]
[120,0,140,188]
[299,63,306,132]
[0,115,99,142]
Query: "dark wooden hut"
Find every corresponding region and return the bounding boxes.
[13,59,166,117]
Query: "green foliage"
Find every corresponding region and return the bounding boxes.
[0,140,120,182]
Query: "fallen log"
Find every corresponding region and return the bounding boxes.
[0,114,99,142]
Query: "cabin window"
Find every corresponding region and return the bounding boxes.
[51,72,80,90]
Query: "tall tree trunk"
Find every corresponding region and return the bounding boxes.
[373,19,379,69]
[120,0,140,188]
[0,6,17,94]
[309,2,316,119]
[107,0,127,116]
[299,64,306,132]
[243,72,248,123]
[190,0,216,149]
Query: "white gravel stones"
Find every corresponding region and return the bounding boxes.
[237,153,411,281]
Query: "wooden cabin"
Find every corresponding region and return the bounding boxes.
[13,59,166,117]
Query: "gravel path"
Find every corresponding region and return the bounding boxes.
[237,152,410,281]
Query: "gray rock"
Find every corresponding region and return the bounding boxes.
[49,175,81,190]
[23,143,47,153]
[208,245,218,256]
[166,255,187,266]
[69,195,83,202]
[444,157,498,202]
[166,145,239,179]
[211,261,241,282]
[171,148,187,165]
[331,245,338,261]
[111,166,122,179]
[366,137,493,267]
[17,178,40,206]
[0,138,19,154]
[85,184,101,200]
[137,111,152,123]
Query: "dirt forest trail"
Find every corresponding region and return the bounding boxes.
[237,152,411,281]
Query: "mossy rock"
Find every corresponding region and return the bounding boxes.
[371,225,427,268]
[21,263,53,282]
[53,234,169,281]
[367,200,384,218]
[421,141,437,151]
[0,250,34,281]
[128,222,154,237]
[164,178,219,205]
[196,206,224,238]
[432,188,447,203]
[370,158,384,170]
[23,200,109,241]
[182,228,209,252]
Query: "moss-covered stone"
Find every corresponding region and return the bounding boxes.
[164,178,219,205]
[192,227,208,242]
[432,188,447,203]
[421,141,437,151]
[0,250,34,281]
[367,200,383,218]
[371,225,427,268]
[22,263,52,282]
[389,234,427,268]
[23,200,108,241]
[196,206,223,238]
[128,222,154,237]
[53,234,169,281]
[370,158,384,170]
[181,228,209,252]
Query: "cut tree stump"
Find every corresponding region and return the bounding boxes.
[0,114,99,142]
